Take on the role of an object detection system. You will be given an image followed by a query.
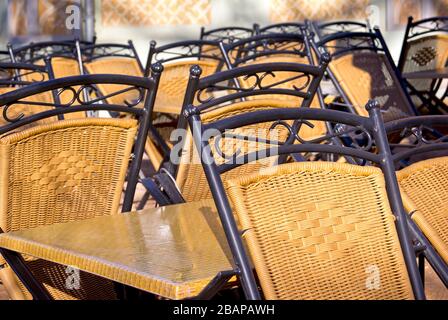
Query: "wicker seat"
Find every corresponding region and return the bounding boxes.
[226,162,414,300]
[397,157,448,264]
[0,74,161,300]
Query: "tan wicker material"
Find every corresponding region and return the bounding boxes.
[397,157,448,264]
[50,57,87,119]
[329,51,415,122]
[0,199,234,300]
[84,57,164,169]
[154,60,218,114]
[0,118,138,299]
[176,99,324,203]
[51,57,81,78]
[238,55,326,138]
[84,57,144,106]
[401,35,448,107]
[226,162,414,300]
[0,87,55,127]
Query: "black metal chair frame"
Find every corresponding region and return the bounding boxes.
[8,39,93,64]
[0,61,64,114]
[0,72,162,300]
[398,16,448,114]
[200,26,255,44]
[139,51,332,207]
[384,115,448,288]
[220,33,311,69]
[254,22,305,35]
[312,27,419,118]
[184,87,430,299]
[311,20,371,39]
[145,39,224,77]
[142,39,225,165]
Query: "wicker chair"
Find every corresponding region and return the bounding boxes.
[81,42,165,170]
[145,40,223,115]
[140,59,330,207]
[0,73,161,300]
[398,16,448,114]
[183,95,426,299]
[398,157,448,264]
[220,33,328,141]
[314,28,417,123]
[0,62,58,126]
[384,115,448,287]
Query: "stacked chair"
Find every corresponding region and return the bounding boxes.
[0,18,447,301]
[0,71,162,299]
[312,27,417,122]
[398,16,448,114]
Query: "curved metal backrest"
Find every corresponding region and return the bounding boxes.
[184,100,425,300]
[384,115,448,168]
[222,33,309,68]
[314,20,371,39]
[182,60,329,117]
[0,73,162,213]
[0,61,59,125]
[145,40,223,76]
[81,41,144,71]
[314,28,417,121]
[398,17,448,111]
[200,26,254,43]
[9,41,80,64]
[254,22,305,35]
[0,62,53,87]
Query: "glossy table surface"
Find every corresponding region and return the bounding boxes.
[0,200,235,300]
[402,67,448,80]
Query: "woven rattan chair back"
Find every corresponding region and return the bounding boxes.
[184,95,426,299]
[0,73,161,300]
[146,40,223,115]
[84,57,144,106]
[398,157,448,264]
[315,29,417,122]
[155,60,219,115]
[176,99,296,202]
[383,114,448,271]
[226,161,414,299]
[398,17,448,111]
[0,62,57,126]
[329,51,414,122]
[173,60,330,202]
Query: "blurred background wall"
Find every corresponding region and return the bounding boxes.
[0,0,447,62]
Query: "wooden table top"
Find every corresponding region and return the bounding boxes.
[0,200,235,300]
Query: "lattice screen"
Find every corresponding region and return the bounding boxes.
[101,0,211,26]
[270,0,369,22]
